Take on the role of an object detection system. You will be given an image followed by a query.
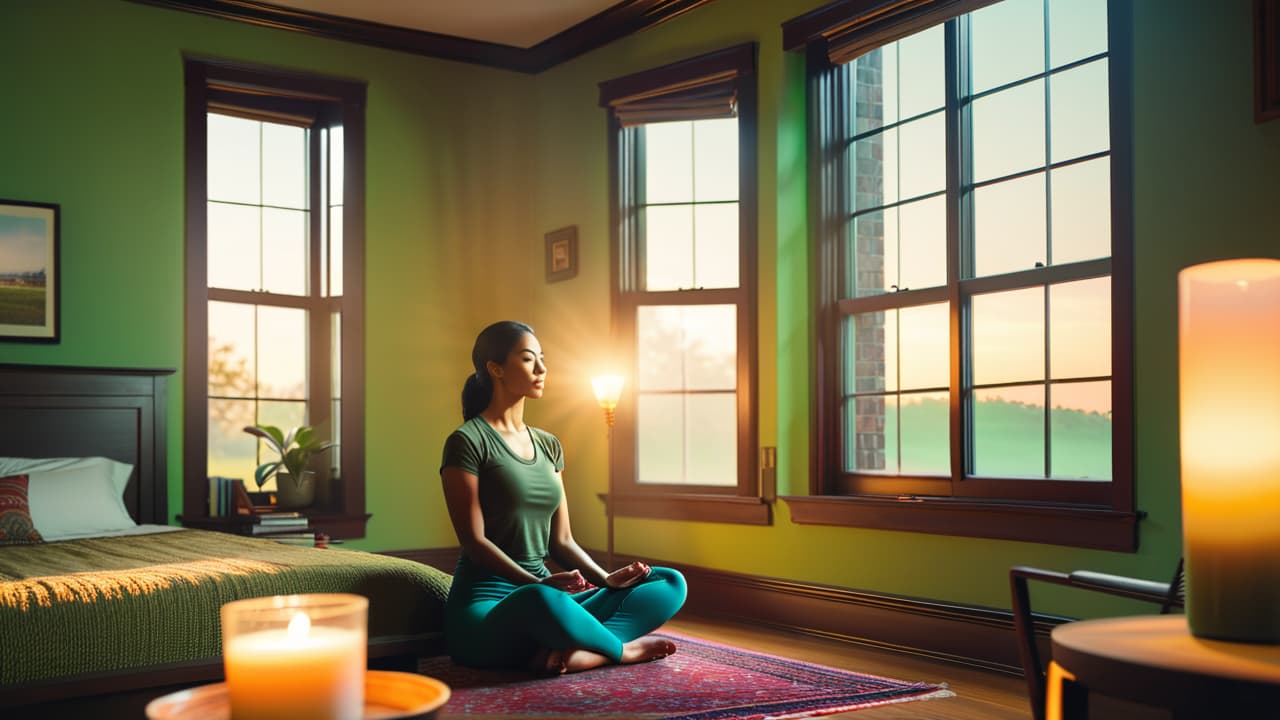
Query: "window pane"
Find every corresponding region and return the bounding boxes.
[845,312,895,393]
[973,172,1047,277]
[685,392,737,486]
[1050,380,1111,480]
[972,80,1045,183]
[329,125,344,202]
[970,0,1045,95]
[897,25,946,119]
[208,202,260,291]
[261,122,307,210]
[897,195,947,291]
[329,205,344,296]
[262,208,308,296]
[694,203,739,288]
[899,303,948,390]
[855,117,945,210]
[643,205,693,291]
[972,384,1045,477]
[847,211,890,298]
[1050,277,1110,379]
[972,287,1045,386]
[209,301,255,396]
[208,114,259,205]
[1049,0,1107,69]
[636,304,736,392]
[637,393,682,484]
[900,391,949,475]
[644,121,693,204]
[257,306,307,399]
[1050,158,1110,264]
[853,48,891,135]
[209,398,256,484]
[693,118,737,202]
[1050,59,1110,164]
[845,395,892,472]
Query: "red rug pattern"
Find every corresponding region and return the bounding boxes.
[419,630,953,719]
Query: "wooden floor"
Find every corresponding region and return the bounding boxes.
[664,614,1032,720]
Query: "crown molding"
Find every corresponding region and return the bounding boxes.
[129,0,717,73]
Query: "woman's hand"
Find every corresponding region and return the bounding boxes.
[605,561,651,590]
[541,570,591,593]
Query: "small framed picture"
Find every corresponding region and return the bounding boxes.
[545,225,578,283]
[0,199,60,343]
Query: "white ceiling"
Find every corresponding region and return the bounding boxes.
[266,0,623,49]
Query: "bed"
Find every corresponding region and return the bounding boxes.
[0,364,451,710]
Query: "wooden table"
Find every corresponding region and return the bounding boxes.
[1049,615,1280,719]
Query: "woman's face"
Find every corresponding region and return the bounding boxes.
[491,333,546,399]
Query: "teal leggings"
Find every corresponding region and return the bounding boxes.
[444,565,687,669]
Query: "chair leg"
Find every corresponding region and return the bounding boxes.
[1011,572,1047,720]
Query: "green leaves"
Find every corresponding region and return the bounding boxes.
[243,423,338,489]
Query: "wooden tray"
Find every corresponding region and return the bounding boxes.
[145,670,450,719]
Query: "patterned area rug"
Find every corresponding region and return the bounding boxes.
[418,630,953,719]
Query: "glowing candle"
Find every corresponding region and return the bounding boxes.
[1178,258,1280,642]
[222,594,367,719]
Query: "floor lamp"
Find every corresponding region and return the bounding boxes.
[591,375,623,571]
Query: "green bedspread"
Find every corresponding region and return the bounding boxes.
[0,529,451,685]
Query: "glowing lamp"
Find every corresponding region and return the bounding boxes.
[1178,258,1280,642]
[591,375,624,427]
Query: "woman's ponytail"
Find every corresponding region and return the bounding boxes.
[461,372,492,420]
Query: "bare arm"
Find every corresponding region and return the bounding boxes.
[547,472,650,589]
[441,465,542,586]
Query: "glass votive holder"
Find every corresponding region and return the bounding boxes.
[221,593,368,720]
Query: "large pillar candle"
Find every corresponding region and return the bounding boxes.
[1178,258,1280,642]
[222,593,368,719]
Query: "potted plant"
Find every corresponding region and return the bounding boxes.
[243,424,337,509]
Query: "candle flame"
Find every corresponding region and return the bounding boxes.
[288,610,311,641]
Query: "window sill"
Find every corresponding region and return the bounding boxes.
[781,495,1137,551]
[601,493,772,525]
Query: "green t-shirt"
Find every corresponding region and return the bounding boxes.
[440,416,565,576]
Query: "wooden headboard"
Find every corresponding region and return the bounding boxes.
[0,365,173,524]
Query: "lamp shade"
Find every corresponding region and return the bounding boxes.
[1178,258,1280,643]
[591,375,624,410]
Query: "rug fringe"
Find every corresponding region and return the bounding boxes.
[766,684,956,720]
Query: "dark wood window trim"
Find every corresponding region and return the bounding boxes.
[601,43,765,525]
[788,1,1137,550]
[182,57,368,538]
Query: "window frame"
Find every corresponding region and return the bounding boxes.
[600,43,768,525]
[182,58,369,538]
[783,0,1138,550]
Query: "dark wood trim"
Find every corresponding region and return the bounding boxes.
[1258,0,1280,122]
[622,551,1064,675]
[183,58,368,538]
[783,495,1138,551]
[378,547,462,573]
[1108,0,1137,518]
[177,512,372,541]
[781,0,1001,58]
[131,0,716,74]
[598,42,755,106]
[609,493,772,524]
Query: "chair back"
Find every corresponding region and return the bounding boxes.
[1160,558,1186,613]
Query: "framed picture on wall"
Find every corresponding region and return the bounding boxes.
[545,225,578,283]
[0,199,60,343]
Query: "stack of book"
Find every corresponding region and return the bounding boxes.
[208,477,253,517]
[252,513,314,546]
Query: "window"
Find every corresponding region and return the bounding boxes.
[784,0,1136,549]
[182,59,368,538]
[599,44,767,524]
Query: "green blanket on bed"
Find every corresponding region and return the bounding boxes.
[0,529,452,685]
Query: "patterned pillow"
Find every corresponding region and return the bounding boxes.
[0,475,44,545]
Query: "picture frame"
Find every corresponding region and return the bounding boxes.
[545,225,578,283]
[1258,0,1279,123]
[0,199,60,343]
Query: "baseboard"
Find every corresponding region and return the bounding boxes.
[381,546,1064,676]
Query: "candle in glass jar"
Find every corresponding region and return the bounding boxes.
[222,594,367,720]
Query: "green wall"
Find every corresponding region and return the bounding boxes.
[2,0,1277,620]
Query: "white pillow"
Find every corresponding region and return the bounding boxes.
[19,460,138,540]
[0,456,133,497]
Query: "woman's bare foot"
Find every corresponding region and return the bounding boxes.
[558,635,678,673]
[529,647,567,675]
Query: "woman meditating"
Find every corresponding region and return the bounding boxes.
[440,320,687,673]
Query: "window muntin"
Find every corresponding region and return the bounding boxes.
[833,0,1117,492]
